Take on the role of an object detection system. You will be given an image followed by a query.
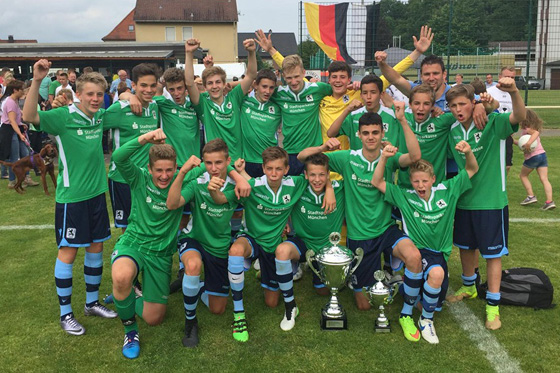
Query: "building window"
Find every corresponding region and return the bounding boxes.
[182,27,193,41]
[128,25,134,32]
[165,27,176,41]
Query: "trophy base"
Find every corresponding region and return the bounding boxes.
[321,312,347,330]
[375,322,391,333]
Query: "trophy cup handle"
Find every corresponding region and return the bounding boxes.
[350,247,364,275]
[305,250,322,279]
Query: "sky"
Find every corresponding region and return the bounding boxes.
[0,0,305,43]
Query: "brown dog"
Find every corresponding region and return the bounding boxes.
[0,143,57,195]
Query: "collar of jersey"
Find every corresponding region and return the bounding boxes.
[69,104,96,125]
[255,174,286,204]
[307,185,324,203]
[351,148,380,172]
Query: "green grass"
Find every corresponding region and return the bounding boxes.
[524,90,560,128]
[0,141,559,372]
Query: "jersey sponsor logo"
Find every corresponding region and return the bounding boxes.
[245,107,251,113]
[474,132,482,143]
[306,94,313,102]
[383,123,389,132]
[226,102,233,109]
[200,202,207,210]
[132,122,139,129]
[436,199,447,208]
[257,204,263,210]
[116,210,124,220]
[210,109,215,115]
[351,173,357,180]
[76,129,83,136]
[268,106,275,114]
[355,130,359,138]
[427,123,435,133]
[283,103,289,109]
[282,195,291,204]
[343,94,350,103]
[171,108,177,114]
[413,211,420,218]
[66,228,76,239]
[300,205,306,213]
[146,196,152,203]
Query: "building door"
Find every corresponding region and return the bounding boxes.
[550,69,560,90]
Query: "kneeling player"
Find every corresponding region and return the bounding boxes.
[372,141,478,343]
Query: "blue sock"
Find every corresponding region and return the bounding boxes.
[421,282,441,320]
[228,256,245,313]
[461,273,477,287]
[401,268,422,316]
[84,251,103,307]
[198,281,209,308]
[182,275,200,320]
[486,291,501,306]
[275,259,295,309]
[55,259,73,319]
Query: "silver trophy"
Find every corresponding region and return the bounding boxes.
[363,270,397,332]
[306,232,364,330]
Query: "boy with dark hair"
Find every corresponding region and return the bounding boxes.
[372,141,478,344]
[445,78,525,330]
[23,60,117,336]
[104,63,160,230]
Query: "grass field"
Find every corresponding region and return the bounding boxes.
[0,138,559,372]
[525,90,560,129]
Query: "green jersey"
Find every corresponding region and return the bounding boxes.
[37,106,106,203]
[48,80,61,96]
[397,112,456,188]
[448,112,516,210]
[195,84,245,162]
[237,175,307,252]
[155,95,200,165]
[327,149,401,240]
[179,173,238,258]
[271,81,332,153]
[104,100,159,183]
[385,170,472,260]
[291,180,345,253]
[113,139,203,256]
[241,92,281,163]
[338,106,402,150]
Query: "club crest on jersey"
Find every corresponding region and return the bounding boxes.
[200,202,207,210]
[427,123,435,133]
[77,129,83,135]
[268,106,275,114]
[257,204,263,210]
[96,119,102,125]
[343,94,350,103]
[132,122,139,129]
[152,111,157,119]
[171,109,177,114]
[306,95,313,102]
[283,195,291,204]
[300,206,306,213]
[66,228,76,239]
[436,199,447,208]
[146,196,152,203]
[383,123,389,132]
[474,132,482,143]
[226,102,233,109]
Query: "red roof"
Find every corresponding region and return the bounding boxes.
[102,9,136,42]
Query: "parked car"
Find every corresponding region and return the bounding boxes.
[515,76,543,90]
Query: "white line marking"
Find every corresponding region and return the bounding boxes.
[447,287,523,373]
[0,225,54,230]
[510,218,560,223]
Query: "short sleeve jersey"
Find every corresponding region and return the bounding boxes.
[448,113,517,210]
[179,173,238,258]
[104,100,159,183]
[291,180,345,253]
[396,112,456,188]
[327,149,401,240]
[271,81,332,153]
[384,170,472,260]
[48,80,61,96]
[486,86,512,113]
[154,95,200,164]
[37,106,106,203]
[241,92,281,163]
[195,84,245,162]
[237,175,307,252]
[338,106,402,150]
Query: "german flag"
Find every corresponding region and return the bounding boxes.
[304,2,356,64]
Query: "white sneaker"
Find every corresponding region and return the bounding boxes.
[293,263,304,281]
[418,318,439,344]
[280,306,299,331]
[253,259,260,271]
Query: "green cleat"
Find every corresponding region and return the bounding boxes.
[399,316,420,342]
[446,285,478,303]
[232,312,249,342]
[485,305,501,330]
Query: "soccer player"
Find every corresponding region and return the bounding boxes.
[110,128,202,359]
[372,140,478,343]
[23,59,117,335]
[445,78,526,330]
[166,139,240,348]
[327,74,402,150]
[104,63,160,231]
[298,108,425,342]
[241,69,282,178]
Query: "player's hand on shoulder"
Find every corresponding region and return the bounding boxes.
[431,106,444,117]
[128,95,143,116]
[374,51,387,63]
[346,99,363,112]
[33,59,51,80]
[234,158,246,173]
[382,145,398,158]
[455,140,471,154]
[497,77,517,93]
[479,92,494,104]
[234,178,251,199]
[323,138,341,151]
[322,185,337,215]
[348,81,361,92]
[243,38,256,52]
[185,38,201,54]
[51,95,68,109]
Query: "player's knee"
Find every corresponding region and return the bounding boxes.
[144,314,164,326]
[404,247,422,270]
[209,303,226,315]
[427,267,445,287]
[184,259,202,276]
[265,298,279,308]
[112,271,134,292]
[275,243,292,260]
[229,243,245,257]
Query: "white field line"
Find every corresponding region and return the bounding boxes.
[447,287,524,373]
[509,218,560,223]
[0,224,55,230]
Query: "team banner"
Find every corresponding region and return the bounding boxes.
[304,2,357,64]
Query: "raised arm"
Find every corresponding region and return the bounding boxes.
[371,145,397,194]
[234,158,252,181]
[208,176,229,205]
[185,38,201,106]
[240,39,258,94]
[497,77,526,125]
[23,59,51,125]
[297,138,341,162]
[455,140,478,178]
[255,29,280,63]
[327,99,363,138]
[394,101,421,166]
[376,51,412,96]
[167,155,202,210]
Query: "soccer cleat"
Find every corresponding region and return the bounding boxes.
[520,195,537,205]
[446,285,478,303]
[253,259,261,271]
[84,302,118,318]
[399,316,420,342]
[122,331,140,359]
[485,305,501,330]
[418,318,439,344]
[182,319,199,348]
[103,294,114,304]
[280,306,299,331]
[232,312,249,342]
[542,201,556,211]
[60,313,86,336]
[133,282,143,297]
[293,263,304,282]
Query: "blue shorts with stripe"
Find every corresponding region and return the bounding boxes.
[453,206,509,258]
[108,179,131,228]
[55,193,111,248]
[236,233,278,291]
